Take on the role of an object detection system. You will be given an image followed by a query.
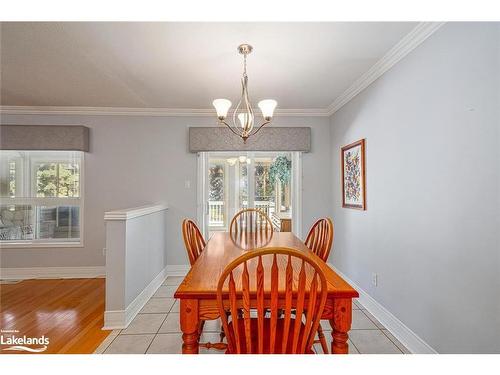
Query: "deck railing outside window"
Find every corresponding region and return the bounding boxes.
[208,201,225,227]
[208,200,275,229]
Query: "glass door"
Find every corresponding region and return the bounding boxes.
[204,152,293,238]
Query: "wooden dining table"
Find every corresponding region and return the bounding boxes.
[174,231,359,354]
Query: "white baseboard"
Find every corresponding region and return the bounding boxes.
[329,264,437,354]
[102,310,126,331]
[165,264,190,276]
[0,266,105,280]
[103,266,169,330]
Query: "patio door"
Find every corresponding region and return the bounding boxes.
[198,152,301,239]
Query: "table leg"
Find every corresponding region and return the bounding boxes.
[180,299,200,354]
[329,298,352,354]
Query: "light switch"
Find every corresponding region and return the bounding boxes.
[185,180,191,189]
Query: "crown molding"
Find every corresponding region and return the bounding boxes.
[0,105,330,117]
[0,22,444,119]
[326,22,445,115]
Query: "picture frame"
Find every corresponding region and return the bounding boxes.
[341,138,366,210]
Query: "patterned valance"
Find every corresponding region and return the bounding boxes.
[189,127,311,153]
[0,125,90,151]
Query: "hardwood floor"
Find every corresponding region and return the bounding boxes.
[0,278,110,354]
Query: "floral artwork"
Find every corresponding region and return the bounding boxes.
[341,139,366,210]
[344,149,361,201]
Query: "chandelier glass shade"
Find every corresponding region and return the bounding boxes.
[212,44,277,143]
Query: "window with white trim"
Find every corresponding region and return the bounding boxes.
[0,151,83,246]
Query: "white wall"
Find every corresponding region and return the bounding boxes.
[0,115,332,268]
[329,23,500,353]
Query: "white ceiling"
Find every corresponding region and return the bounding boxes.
[0,22,417,110]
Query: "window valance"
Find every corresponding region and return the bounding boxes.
[189,127,311,153]
[0,125,90,151]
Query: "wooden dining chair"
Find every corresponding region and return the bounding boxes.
[217,247,328,354]
[304,218,334,354]
[305,218,334,261]
[181,218,228,351]
[182,219,206,266]
[229,208,273,242]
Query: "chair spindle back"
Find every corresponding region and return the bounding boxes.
[304,218,334,261]
[229,208,273,245]
[216,247,328,354]
[182,219,206,265]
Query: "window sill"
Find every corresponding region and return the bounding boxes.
[0,241,84,249]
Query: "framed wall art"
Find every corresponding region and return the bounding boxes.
[341,139,366,210]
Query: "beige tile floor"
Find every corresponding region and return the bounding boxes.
[95,276,410,354]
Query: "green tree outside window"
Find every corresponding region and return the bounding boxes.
[37,163,80,198]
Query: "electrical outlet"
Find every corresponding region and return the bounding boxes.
[371,273,378,287]
[184,180,191,189]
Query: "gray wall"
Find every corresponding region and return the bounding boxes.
[125,209,168,306]
[0,115,332,268]
[329,23,500,353]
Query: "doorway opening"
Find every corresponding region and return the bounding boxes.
[198,152,302,238]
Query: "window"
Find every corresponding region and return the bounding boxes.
[208,160,226,227]
[0,151,83,246]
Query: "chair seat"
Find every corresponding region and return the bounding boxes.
[226,317,315,354]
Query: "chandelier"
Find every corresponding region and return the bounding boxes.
[212,44,277,143]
